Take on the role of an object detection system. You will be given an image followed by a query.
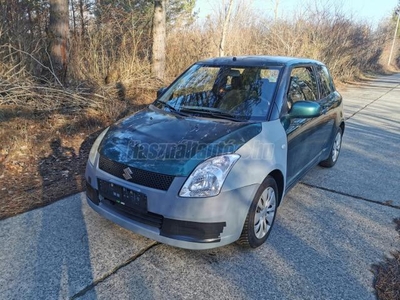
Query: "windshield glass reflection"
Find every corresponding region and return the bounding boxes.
[156,64,281,121]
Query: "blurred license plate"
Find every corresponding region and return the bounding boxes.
[98,179,147,212]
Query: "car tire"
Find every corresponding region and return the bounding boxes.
[237,176,278,248]
[319,127,342,168]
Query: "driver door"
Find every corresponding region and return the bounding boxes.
[285,65,321,188]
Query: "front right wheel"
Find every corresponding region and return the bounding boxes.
[237,176,278,248]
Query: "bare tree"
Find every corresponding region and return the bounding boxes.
[71,0,77,33]
[219,0,234,57]
[388,5,400,65]
[49,0,69,83]
[270,0,280,21]
[152,0,167,81]
[79,0,85,36]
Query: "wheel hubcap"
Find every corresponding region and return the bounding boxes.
[254,187,276,239]
[332,132,342,162]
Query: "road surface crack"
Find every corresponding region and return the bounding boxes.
[300,182,400,210]
[346,82,400,120]
[70,241,160,299]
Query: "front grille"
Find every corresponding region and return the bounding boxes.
[98,155,175,191]
[103,198,163,229]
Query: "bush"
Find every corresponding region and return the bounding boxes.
[0,0,397,111]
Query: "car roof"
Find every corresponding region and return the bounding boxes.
[197,55,324,67]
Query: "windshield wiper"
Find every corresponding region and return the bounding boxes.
[154,100,189,117]
[180,107,242,122]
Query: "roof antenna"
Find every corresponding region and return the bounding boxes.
[233,57,237,61]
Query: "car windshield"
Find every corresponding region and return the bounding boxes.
[155,64,282,121]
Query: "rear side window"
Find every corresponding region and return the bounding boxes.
[317,65,334,98]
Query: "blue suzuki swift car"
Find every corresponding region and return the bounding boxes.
[85,56,344,249]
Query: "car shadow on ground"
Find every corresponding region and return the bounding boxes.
[303,113,400,205]
[33,198,97,299]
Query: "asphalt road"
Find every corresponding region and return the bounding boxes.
[1,74,399,300]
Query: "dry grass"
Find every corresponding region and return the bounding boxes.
[372,219,400,300]
[0,94,152,220]
[166,1,394,81]
[0,44,155,219]
[0,105,98,219]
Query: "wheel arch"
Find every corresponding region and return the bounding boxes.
[340,121,345,134]
[268,169,285,205]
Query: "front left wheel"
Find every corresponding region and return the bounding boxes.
[237,176,278,248]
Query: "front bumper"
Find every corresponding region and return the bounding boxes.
[85,158,258,250]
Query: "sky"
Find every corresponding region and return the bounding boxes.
[194,0,399,27]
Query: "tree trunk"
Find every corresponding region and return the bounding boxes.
[71,0,76,34]
[271,0,280,21]
[79,0,85,36]
[152,0,167,81]
[219,0,234,57]
[49,0,69,84]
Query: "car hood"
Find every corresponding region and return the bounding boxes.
[98,106,262,176]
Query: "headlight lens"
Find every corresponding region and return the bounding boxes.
[179,154,240,197]
[88,127,109,165]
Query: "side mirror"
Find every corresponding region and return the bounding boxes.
[289,101,321,119]
[157,87,168,98]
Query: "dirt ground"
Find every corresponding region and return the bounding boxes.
[0,105,104,219]
[373,219,400,300]
[0,90,153,220]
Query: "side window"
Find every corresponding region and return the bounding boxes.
[287,67,318,108]
[317,65,334,99]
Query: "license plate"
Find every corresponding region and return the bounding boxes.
[98,179,147,212]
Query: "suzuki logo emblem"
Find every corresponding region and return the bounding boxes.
[123,167,133,180]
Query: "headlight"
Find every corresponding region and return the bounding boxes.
[179,154,240,198]
[88,127,109,165]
